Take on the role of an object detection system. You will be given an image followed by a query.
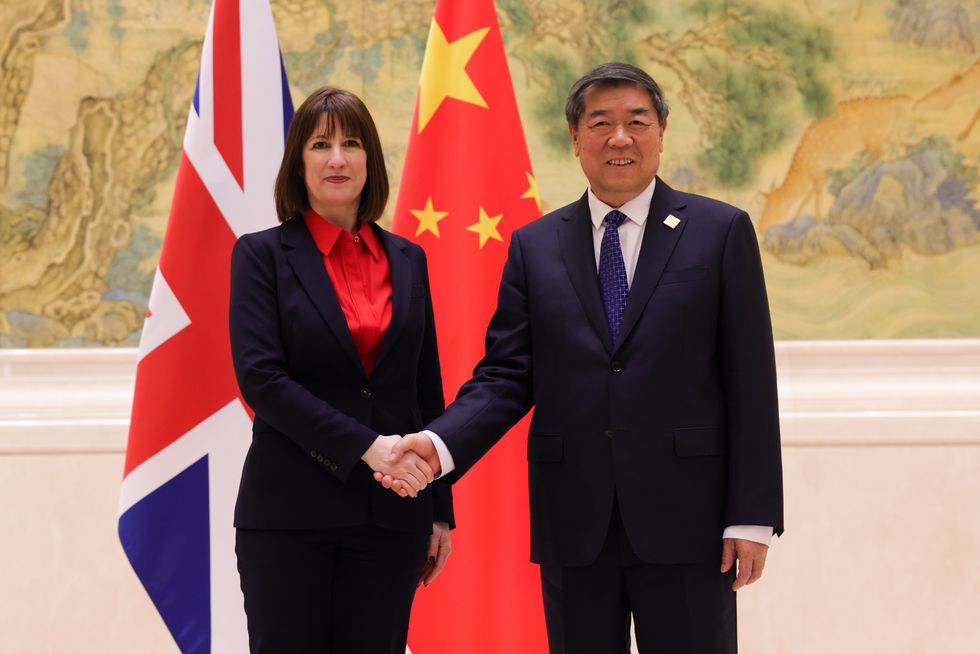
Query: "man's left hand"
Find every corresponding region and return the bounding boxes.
[720,538,769,591]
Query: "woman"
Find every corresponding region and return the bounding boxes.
[229,86,453,654]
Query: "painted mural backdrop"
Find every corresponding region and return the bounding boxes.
[1,0,978,346]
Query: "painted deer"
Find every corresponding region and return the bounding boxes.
[758,95,911,233]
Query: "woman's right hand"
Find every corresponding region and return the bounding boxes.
[361,435,434,497]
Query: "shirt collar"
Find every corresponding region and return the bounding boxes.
[587,177,657,230]
[356,220,383,260]
[303,209,382,260]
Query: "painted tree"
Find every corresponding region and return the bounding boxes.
[498,0,834,188]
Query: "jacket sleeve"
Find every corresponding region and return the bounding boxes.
[717,212,784,535]
[228,233,378,482]
[414,246,455,527]
[425,230,535,479]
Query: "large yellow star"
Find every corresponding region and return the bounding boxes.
[417,20,490,133]
[410,196,449,237]
[521,171,542,213]
[466,206,503,249]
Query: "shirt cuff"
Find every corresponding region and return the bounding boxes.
[421,430,456,477]
[723,525,773,546]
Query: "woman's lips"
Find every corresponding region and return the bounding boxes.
[325,176,349,183]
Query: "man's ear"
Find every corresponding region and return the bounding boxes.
[568,122,580,157]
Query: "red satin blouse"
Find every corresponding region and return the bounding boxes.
[304,209,392,373]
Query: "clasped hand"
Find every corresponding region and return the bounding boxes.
[371,432,442,498]
[361,434,435,498]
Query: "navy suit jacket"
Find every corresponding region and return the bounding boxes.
[427,178,782,566]
[229,217,453,534]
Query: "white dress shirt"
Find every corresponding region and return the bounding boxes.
[425,178,773,546]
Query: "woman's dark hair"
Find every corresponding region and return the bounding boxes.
[274,86,389,223]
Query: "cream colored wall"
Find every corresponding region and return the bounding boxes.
[3,1,980,346]
[1,342,978,654]
[0,350,172,653]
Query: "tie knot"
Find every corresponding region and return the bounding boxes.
[604,210,627,228]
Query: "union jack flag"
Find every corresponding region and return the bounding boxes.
[118,2,292,651]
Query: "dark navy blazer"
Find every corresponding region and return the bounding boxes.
[427,178,782,566]
[229,217,453,534]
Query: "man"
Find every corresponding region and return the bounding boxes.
[381,62,783,653]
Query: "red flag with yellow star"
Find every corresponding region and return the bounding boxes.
[391,0,546,651]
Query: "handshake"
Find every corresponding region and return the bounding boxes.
[361,432,441,498]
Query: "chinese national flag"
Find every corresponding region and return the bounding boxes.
[391,0,546,652]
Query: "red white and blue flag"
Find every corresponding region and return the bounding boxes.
[118,2,292,651]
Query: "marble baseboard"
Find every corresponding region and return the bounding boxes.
[2,340,978,453]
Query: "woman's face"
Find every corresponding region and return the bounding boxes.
[302,114,367,220]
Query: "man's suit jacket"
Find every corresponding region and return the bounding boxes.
[229,217,453,534]
[427,178,781,566]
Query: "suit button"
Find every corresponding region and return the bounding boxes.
[329,463,338,471]
[360,388,372,398]
[611,361,623,373]
[604,429,615,439]
[316,455,324,462]
[310,450,318,458]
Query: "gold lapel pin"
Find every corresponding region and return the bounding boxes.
[663,215,681,229]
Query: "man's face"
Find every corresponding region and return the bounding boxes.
[569,84,666,208]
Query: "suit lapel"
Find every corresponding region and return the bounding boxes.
[371,225,409,374]
[281,218,365,374]
[559,193,614,354]
[616,178,687,349]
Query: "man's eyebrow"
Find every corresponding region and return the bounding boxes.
[586,107,653,120]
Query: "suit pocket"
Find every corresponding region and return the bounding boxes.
[674,427,725,457]
[527,434,563,463]
[659,267,708,285]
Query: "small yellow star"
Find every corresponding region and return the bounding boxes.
[417,20,490,133]
[410,196,449,237]
[466,207,503,249]
[521,171,541,212]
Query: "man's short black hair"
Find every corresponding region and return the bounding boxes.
[565,62,670,128]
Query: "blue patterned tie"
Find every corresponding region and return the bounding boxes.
[599,210,629,342]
